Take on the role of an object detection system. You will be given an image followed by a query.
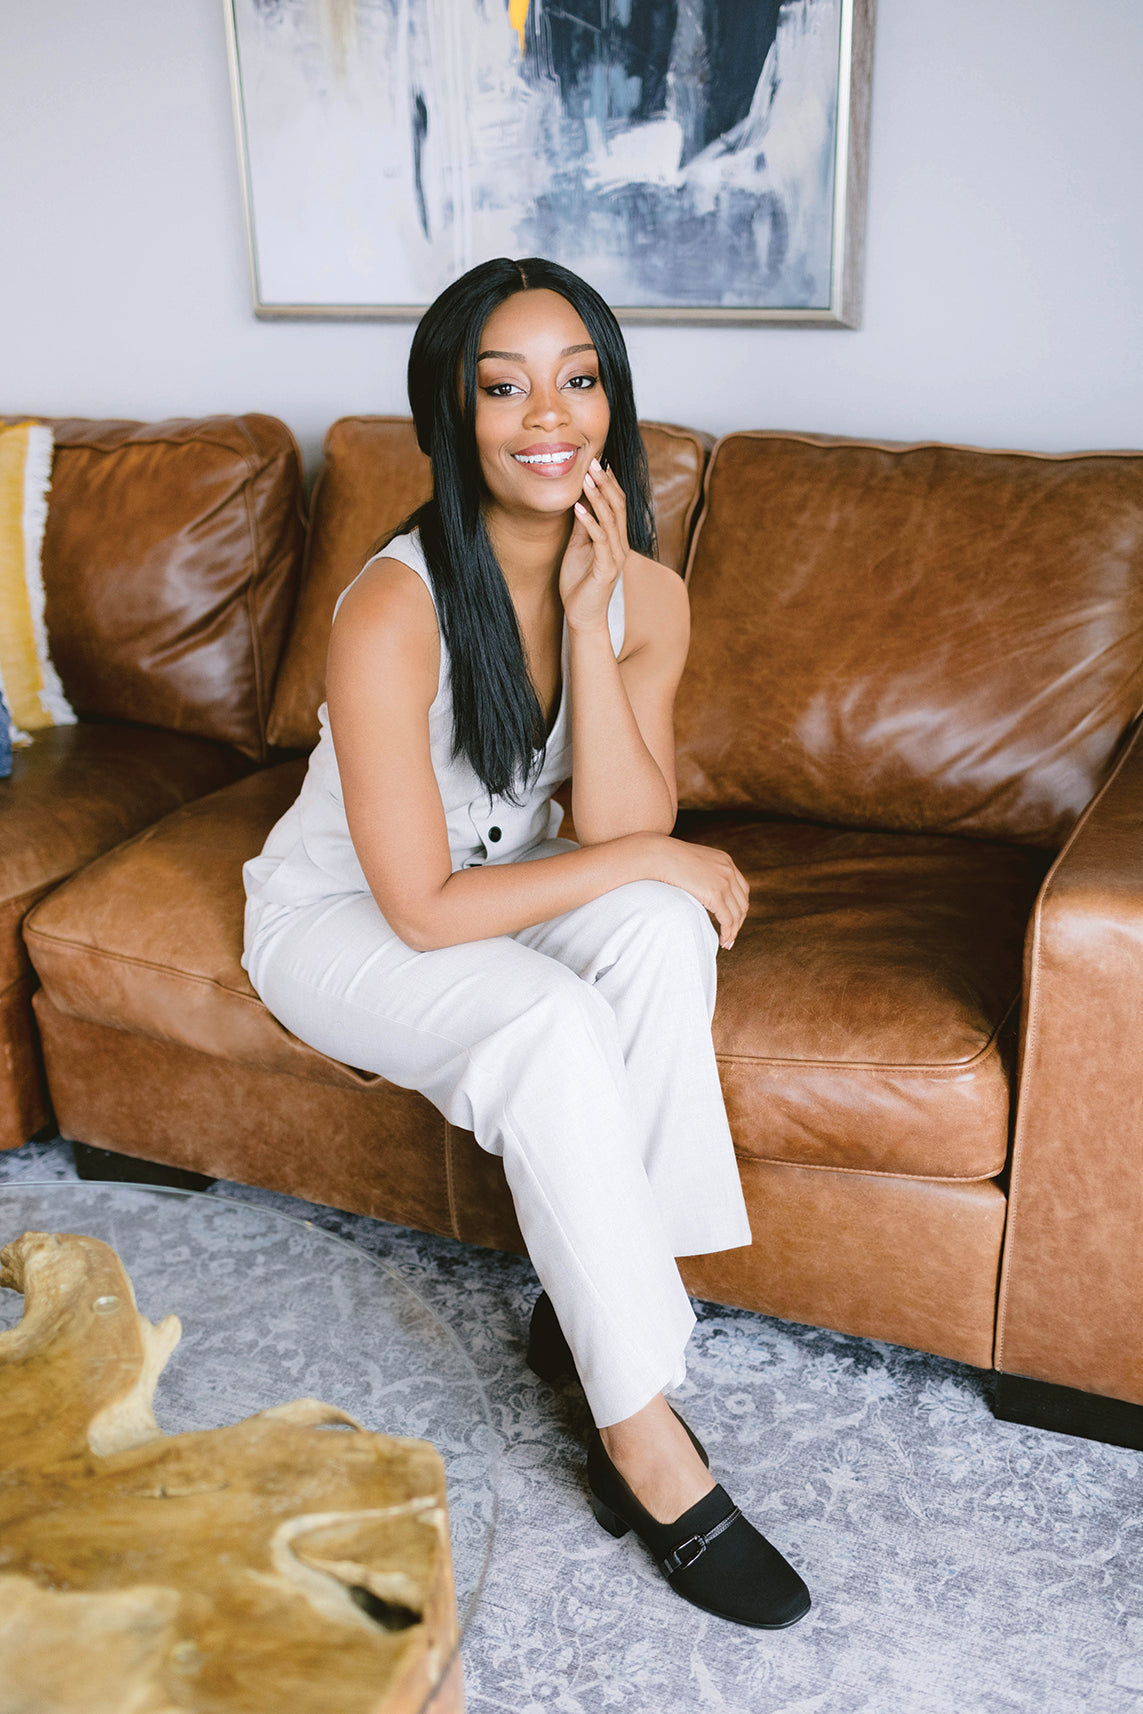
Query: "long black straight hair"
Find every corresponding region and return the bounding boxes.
[404,256,655,803]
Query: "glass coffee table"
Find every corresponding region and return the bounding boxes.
[0,1181,496,1712]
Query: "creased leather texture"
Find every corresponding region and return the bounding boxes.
[28,415,305,761]
[0,724,249,1149]
[679,815,1049,1178]
[33,995,455,1240]
[267,416,712,750]
[676,434,1143,848]
[995,719,1143,1406]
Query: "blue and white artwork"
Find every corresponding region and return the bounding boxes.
[229,0,863,317]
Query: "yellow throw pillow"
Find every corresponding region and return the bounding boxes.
[0,421,75,738]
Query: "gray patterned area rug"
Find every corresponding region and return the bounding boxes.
[2,1137,1140,1714]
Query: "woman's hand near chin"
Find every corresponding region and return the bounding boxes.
[559,462,689,847]
[559,457,630,632]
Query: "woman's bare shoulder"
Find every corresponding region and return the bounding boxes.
[335,553,436,627]
[329,556,440,697]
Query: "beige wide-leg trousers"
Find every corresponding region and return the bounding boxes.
[244,849,752,1427]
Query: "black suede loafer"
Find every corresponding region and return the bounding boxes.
[526,1289,576,1383]
[526,1293,710,1466]
[586,1430,811,1630]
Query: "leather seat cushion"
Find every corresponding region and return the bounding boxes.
[267,417,711,749]
[24,762,378,1095]
[680,814,1049,1178]
[1,724,250,991]
[26,780,1047,1180]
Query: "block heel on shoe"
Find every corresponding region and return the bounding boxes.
[526,1292,711,1467]
[526,1289,574,1383]
[586,1430,811,1630]
[588,1491,630,1539]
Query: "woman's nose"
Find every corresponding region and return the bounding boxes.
[523,384,566,428]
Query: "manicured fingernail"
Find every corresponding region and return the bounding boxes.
[590,457,603,473]
[574,501,587,515]
[583,471,596,488]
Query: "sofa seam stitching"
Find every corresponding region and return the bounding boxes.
[22,935,268,1001]
[716,1008,1012,1077]
[733,1151,1003,1185]
[707,429,1143,463]
[3,881,60,919]
[25,936,1018,1076]
[24,928,1013,1076]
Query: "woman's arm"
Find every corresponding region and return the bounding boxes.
[561,462,689,844]
[567,552,688,843]
[327,558,748,952]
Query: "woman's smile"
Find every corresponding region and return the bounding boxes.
[512,441,579,473]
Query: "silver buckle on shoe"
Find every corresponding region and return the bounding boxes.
[663,1534,706,1574]
[661,1507,742,1578]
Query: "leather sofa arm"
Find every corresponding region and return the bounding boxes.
[996,717,1143,1405]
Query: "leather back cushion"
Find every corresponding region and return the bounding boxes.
[267,416,711,750]
[37,416,305,760]
[675,433,1143,848]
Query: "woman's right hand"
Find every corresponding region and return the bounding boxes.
[632,834,750,949]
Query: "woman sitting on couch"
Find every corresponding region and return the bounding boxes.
[241,256,811,1630]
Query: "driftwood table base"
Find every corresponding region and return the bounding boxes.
[0,1229,463,1714]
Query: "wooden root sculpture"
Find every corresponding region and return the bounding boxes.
[0,1229,463,1714]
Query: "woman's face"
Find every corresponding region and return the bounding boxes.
[472,288,611,522]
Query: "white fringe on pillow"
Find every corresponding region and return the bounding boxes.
[21,425,75,728]
[1,423,76,743]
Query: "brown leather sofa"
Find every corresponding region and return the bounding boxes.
[12,414,1143,1446]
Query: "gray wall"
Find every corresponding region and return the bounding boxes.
[2,0,1140,470]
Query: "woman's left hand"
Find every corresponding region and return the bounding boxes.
[559,458,630,633]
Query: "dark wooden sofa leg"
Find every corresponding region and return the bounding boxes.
[71,1140,216,1194]
[991,1372,1143,1451]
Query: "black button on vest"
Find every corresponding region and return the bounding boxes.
[488,826,502,842]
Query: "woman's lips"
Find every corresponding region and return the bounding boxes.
[512,443,579,472]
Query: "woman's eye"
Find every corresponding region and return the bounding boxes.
[484,381,521,398]
[566,373,597,390]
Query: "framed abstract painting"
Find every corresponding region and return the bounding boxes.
[225,0,875,324]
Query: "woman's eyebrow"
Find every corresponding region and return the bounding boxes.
[477,343,597,360]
